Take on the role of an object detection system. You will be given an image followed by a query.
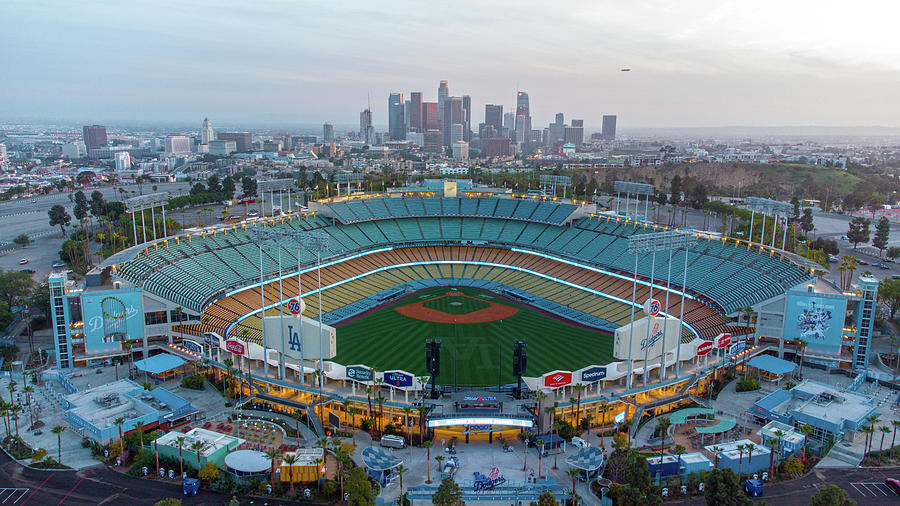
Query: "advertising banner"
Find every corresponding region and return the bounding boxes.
[263,315,337,360]
[613,315,681,362]
[580,366,607,383]
[784,294,847,356]
[543,371,572,388]
[384,371,413,388]
[226,340,245,355]
[346,365,374,382]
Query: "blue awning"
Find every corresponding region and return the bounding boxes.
[134,353,186,375]
[748,354,797,376]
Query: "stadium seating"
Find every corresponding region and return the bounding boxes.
[114,197,811,320]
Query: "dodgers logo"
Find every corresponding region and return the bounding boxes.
[640,323,664,350]
[287,324,302,352]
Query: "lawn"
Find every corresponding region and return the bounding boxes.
[332,286,614,386]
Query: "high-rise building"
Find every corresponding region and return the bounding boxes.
[388,93,406,141]
[422,102,439,130]
[209,140,236,156]
[165,135,192,154]
[482,138,511,157]
[514,91,532,145]
[200,117,214,145]
[503,112,514,137]
[565,121,584,147]
[548,113,565,146]
[409,92,423,132]
[82,125,108,150]
[602,115,617,140]
[452,141,469,161]
[484,104,503,136]
[437,81,449,125]
[323,123,335,143]
[360,109,373,144]
[217,132,252,152]
[442,96,464,147]
[423,130,443,153]
[450,124,464,143]
[0,143,7,164]
[462,95,471,142]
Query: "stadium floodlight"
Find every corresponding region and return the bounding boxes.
[336,173,364,196]
[258,178,297,216]
[614,181,656,220]
[539,174,572,198]
[125,192,171,244]
[298,230,331,403]
[625,230,699,388]
[745,197,794,250]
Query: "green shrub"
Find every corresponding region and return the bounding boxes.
[181,374,204,390]
[736,377,760,392]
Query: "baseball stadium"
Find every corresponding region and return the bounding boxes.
[52,181,865,447]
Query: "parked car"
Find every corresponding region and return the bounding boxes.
[380,435,406,449]
[52,260,66,268]
[571,436,588,448]
[744,479,764,497]
[18,258,28,265]
[873,263,890,270]
[20,269,35,274]
[857,259,869,265]
[886,478,900,494]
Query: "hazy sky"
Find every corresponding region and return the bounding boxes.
[3,0,900,130]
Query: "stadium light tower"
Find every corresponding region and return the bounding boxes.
[125,192,170,245]
[746,197,793,250]
[627,230,698,388]
[539,175,571,198]
[336,173,364,197]
[300,230,331,401]
[258,179,296,217]
[614,181,655,220]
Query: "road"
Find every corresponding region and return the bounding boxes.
[0,450,314,505]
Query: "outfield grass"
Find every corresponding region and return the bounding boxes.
[332,286,613,386]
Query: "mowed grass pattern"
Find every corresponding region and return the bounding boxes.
[333,287,613,385]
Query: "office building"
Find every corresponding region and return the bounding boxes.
[82,125,108,150]
[452,141,469,161]
[62,141,86,159]
[548,113,565,146]
[165,135,191,154]
[360,109,373,144]
[422,102,439,130]
[209,140,236,156]
[442,96,464,147]
[602,115,617,140]
[409,92,423,132]
[450,124,464,143]
[200,118,214,146]
[565,120,584,147]
[482,137,511,157]
[0,143,5,164]
[478,124,498,140]
[514,91,532,145]
[503,112,514,137]
[484,104,503,136]
[462,95,471,141]
[388,93,406,141]
[216,132,251,152]
[323,123,335,143]
[437,81,449,125]
[423,130,443,153]
[114,151,131,172]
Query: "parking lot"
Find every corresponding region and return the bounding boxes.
[848,481,900,499]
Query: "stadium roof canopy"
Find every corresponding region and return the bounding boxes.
[669,407,714,424]
[361,447,401,471]
[748,354,797,376]
[134,353,186,375]
[696,417,737,434]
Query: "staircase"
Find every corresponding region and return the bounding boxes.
[822,442,865,467]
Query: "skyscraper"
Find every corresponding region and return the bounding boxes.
[409,92,423,132]
[437,81,449,125]
[514,92,531,145]
[462,95,471,142]
[388,92,406,141]
[323,123,335,143]
[422,102,439,130]
[442,96,464,147]
[602,115,617,140]
[503,112,514,137]
[217,132,252,152]
[200,117,214,145]
[82,125,108,150]
[548,113,565,146]
[565,119,584,147]
[360,109,373,144]
[484,104,503,136]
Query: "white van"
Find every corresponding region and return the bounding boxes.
[571,436,588,449]
[380,435,406,449]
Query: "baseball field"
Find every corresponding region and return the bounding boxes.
[331,286,614,386]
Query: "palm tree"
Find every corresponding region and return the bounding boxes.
[176,436,186,476]
[223,357,234,397]
[799,424,814,460]
[266,447,280,488]
[796,339,808,380]
[282,453,297,494]
[766,439,777,479]
[552,418,562,470]
[402,406,412,440]
[573,383,587,430]
[114,416,125,454]
[364,386,374,422]
[396,463,408,499]
[6,383,16,405]
[435,455,444,480]
[375,396,386,435]
[881,426,892,452]
[657,417,672,461]
[862,425,875,455]
[584,414,594,443]
[0,404,9,439]
[711,445,722,469]
[534,391,547,433]
[134,421,145,448]
[191,441,204,473]
[348,406,359,446]
[567,467,579,505]
[416,404,428,445]
[736,444,748,482]
[22,386,33,427]
[423,441,433,483]
[745,443,754,478]
[521,430,533,471]
[674,444,686,485]
[866,415,880,454]
[891,420,900,450]
[292,411,303,442]
[52,425,66,463]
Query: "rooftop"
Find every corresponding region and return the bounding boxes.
[65,379,153,431]
[704,439,769,460]
[285,448,325,466]
[758,421,805,446]
[156,428,243,457]
[134,353,186,375]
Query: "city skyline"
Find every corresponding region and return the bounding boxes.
[3,1,900,128]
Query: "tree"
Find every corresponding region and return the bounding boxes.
[176,435,186,476]
[133,420,145,448]
[800,208,814,235]
[191,441,204,472]
[282,454,297,495]
[13,234,29,247]
[241,176,257,198]
[264,447,280,487]
[199,461,220,481]
[669,176,682,224]
[345,466,376,506]
[674,444,686,485]
[704,468,751,506]
[657,417,671,461]
[566,467,579,505]
[847,217,871,249]
[522,429,533,471]
[432,476,465,506]
[48,204,71,236]
[810,484,856,506]
[207,174,221,194]
[530,491,560,506]
[782,456,803,476]
[891,420,900,450]
[880,425,892,451]
[423,440,433,483]
[0,269,34,314]
[222,176,236,200]
[52,425,65,463]
[114,416,125,456]
[888,246,900,262]
[874,217,891,257]
[879,279,900,319]
[396,464,408,500]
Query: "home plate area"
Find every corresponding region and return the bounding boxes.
[395,290,519,323]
